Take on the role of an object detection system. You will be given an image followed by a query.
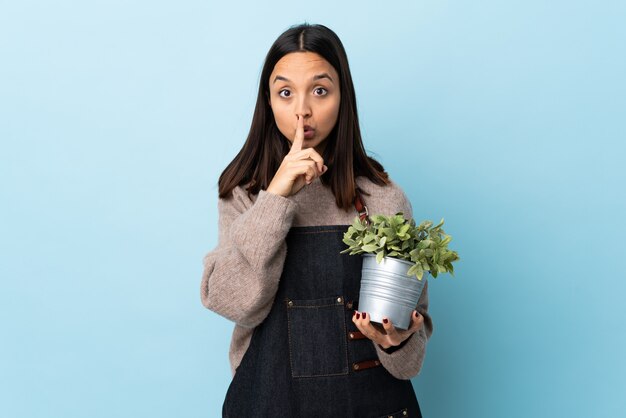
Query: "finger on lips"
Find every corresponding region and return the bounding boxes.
[292,115,326,178]
[291,115,304,152]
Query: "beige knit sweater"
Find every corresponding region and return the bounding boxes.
[200,175,433,380]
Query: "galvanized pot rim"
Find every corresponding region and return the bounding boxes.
[362,253,415,267]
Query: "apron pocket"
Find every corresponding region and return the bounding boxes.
[286,296,349,378]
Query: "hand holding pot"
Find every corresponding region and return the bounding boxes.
[266,114,328,197]
[352,310,424,350]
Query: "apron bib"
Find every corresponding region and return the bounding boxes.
[222,205,423,418]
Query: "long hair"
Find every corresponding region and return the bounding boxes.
[218,23,390,210]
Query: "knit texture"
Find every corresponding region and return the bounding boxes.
[200,175,434,380]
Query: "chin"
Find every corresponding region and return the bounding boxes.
[306,140,321,148]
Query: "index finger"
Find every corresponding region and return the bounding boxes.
[290,114,305,153]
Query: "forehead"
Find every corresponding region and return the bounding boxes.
[270,51,337,80]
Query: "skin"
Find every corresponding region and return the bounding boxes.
[266,52,338,197]
[353,310,425,350]
[266,52,424,348]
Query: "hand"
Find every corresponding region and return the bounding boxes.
[352,310,424,350]
[266,114,328,197]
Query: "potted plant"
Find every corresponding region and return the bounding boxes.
[340,213,460,329]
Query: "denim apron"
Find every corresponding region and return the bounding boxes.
[222,201,423,417]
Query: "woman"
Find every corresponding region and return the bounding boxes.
[201,23,433,418]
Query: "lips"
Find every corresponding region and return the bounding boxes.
[303,125,315,139]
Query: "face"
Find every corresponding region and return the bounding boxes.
[268,51,341,155]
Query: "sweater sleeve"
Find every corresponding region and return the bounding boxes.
[200,187,298,328]
[371,183,435,379]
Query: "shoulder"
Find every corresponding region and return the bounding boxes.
[218,183,259,214]
[355,175,413,219]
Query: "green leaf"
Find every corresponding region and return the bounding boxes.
[344,238,357,247]
[419,220,433,229]
[351,219,365,231]
[363,235,375,244]
[361,244,378,252]
[418,239,433,249]
[371,214,386,223]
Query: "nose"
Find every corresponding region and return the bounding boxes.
[295,95,312,120]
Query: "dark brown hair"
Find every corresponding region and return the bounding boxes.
[218,22,389,210]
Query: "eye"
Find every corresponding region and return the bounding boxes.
[278,89,291,98]
[314,87,328,96]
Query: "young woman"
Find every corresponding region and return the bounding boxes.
[201,23,433,418]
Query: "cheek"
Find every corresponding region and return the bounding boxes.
[272,110,293,137]
[271,107,289,127]
[321,101,340,128]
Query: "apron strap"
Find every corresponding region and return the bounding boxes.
[354,189,371,226]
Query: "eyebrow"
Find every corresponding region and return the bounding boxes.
[273,73,334,84]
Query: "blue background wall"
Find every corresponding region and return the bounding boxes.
[1,1,624,417]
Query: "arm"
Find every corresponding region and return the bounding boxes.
[200,187,298,328]
[371,183,434,379]
[201,127,323,328]
[353,183,433,379]
[372,280,434,379]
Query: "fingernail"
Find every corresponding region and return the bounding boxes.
[356,313,360,319]
[362,312,366,319]
[383,318,389,324]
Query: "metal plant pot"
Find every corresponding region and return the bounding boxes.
[358,254,429,330]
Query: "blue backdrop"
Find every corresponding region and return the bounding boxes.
[1,1,624,417]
